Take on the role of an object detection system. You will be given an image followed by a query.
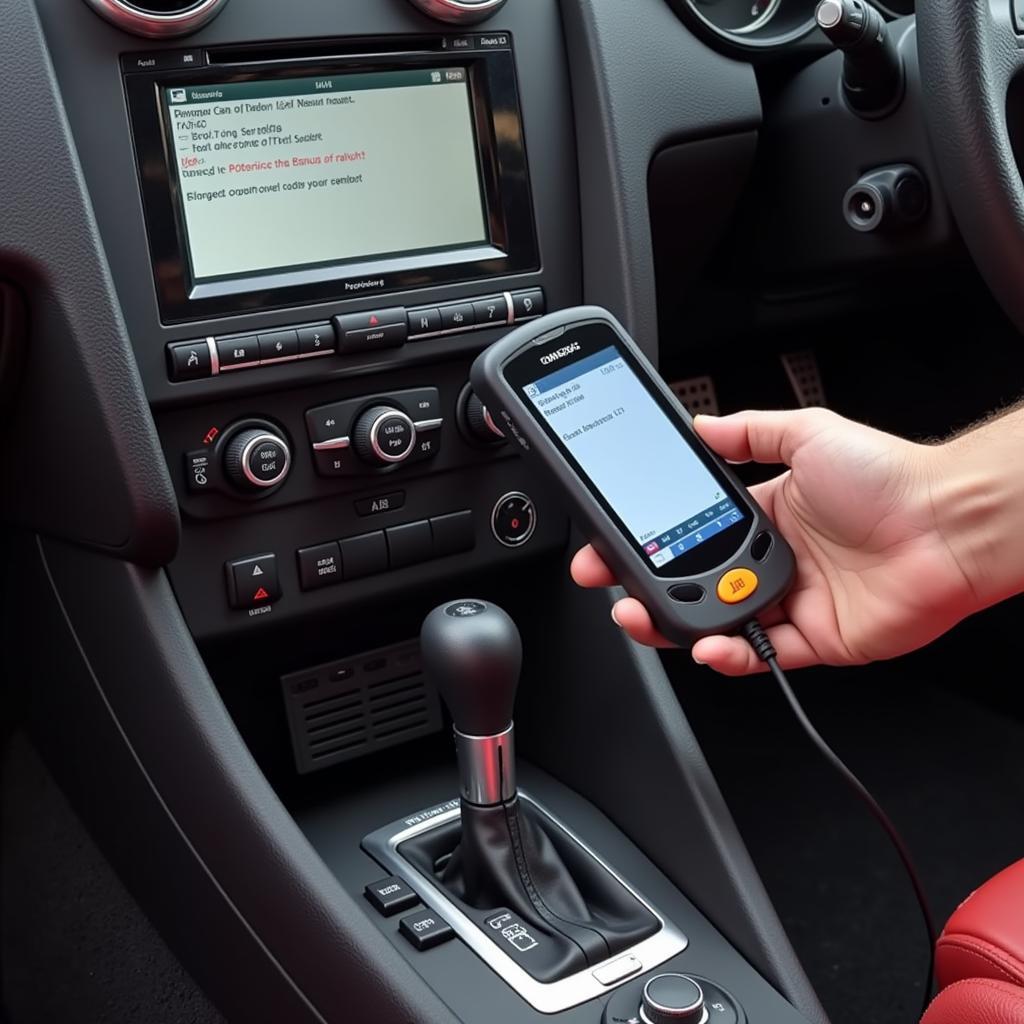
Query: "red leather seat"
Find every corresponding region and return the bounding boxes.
[921,860,1024,1024]
[936,860,1024,990]
[923,980,1024,1024]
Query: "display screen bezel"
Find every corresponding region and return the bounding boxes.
[504,322,753,578]
[124,40,538,324]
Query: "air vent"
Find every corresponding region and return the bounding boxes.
[406,0,508,26]
[282,641,444,774]
[82,0,229,39]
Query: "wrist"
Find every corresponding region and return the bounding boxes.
[927,431,1024,611]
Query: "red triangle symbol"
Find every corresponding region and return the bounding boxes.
[253,587,270,601]
[369,314,379,326]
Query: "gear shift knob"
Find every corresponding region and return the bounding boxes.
[421,600,522,805]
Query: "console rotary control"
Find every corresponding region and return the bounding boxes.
[640,975,707,1024]
[223,428,291,492]
[352,406,417,466]
[461,388,505,444]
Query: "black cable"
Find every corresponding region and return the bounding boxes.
[742,620,937,1020]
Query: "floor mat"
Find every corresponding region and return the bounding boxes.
[0,735,225,1024]
[663,599,1024,1024]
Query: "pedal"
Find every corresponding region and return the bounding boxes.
[780,350,827,408]
[669,375,719,417]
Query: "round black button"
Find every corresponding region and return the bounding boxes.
[491,493,536,548]
[669,584,706,604]
[642,975,705,1024]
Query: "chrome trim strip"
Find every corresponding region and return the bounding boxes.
[312,437,351,452]
[83,0,228,39]
[454,725,515,805]
[369,793,688,1014]
[503,290,515,324]
[206,337,220,376]
[413,417,443,432]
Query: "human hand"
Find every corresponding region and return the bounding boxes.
[571,409,977,675]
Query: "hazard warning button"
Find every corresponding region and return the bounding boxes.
[226,553,281,610]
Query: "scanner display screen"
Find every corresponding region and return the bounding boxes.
[521,338,746,573]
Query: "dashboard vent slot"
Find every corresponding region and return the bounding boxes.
[82,0,229,39]
[282,641,443,774]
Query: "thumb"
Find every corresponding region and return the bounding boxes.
[694,409,828,467]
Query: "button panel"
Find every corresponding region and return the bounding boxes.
[293,510,476,591]
[306,387,443,479]
[408,288,544,339]
[166,289,545,380]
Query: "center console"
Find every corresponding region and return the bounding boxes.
[91,20,581,641]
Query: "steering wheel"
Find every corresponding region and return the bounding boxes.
[917,1,1024,332]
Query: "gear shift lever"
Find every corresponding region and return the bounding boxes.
[410,598,660,984]
[421,600,521,805]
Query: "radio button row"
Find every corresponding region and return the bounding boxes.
[407,289,539,340]
[168,291,545,380]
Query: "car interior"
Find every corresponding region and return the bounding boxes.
[2,0,1024,1023]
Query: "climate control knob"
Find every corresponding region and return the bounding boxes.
[464,390,505,444]
[223,428,291,492]
[352,405,417,466]
[640,975,707,1024]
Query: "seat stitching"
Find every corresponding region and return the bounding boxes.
[939,936,1024,985]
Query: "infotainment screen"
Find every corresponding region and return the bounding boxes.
[124,37,538,322]
[163,68,488,283]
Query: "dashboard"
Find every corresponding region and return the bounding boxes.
[0,0,951,1021]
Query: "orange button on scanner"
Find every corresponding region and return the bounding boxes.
[716,568,759,605]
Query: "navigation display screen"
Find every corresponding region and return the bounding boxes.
[520,339,746,574]
[163,68,488,283]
